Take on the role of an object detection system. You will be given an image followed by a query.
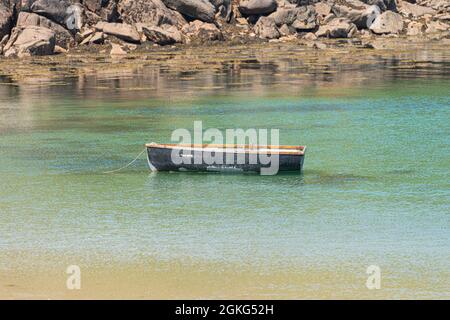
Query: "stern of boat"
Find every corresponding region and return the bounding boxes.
[145,143,158,172]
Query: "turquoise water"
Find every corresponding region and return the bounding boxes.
[0,48,449,297]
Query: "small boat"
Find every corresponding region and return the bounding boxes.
[145,143,306,174]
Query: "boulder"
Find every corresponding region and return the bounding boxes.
[418,0,450,11]
[398,1,437,18]
[425,20,449,33]
[3,26,55,57]
[269,5,316,30]
[94,22,141,43]
[360,0,397,11]
[316,17,357,38]
[322,13,336,24]
[83,0,103,13]
[84,0,119,22]
[79,32,93,45]
[369,11,403,34]
[332,2,381,29]
[16,12,74,48]
[278,23,294,36]
[181,20,223,41]
[303,32,317,40]
[406,20,423,35]
[269,7,301,26]
[435,13,450,22]
[161,0,216,22]
[118,0,187,28]
[236,17,248,25]
[1,0,24,11]
[292,6,317,30]
[0,34,9,45]
[286,0,319,5]
[211,0,232,21]
[80,30,105,45]
[239,0,277,16]
[76,27,94,43]
[0,2,13,40]
[0,34,9,54]
[254,16,280,39]
[315,2,331,18]
[54,44,67,53]
[88,31,104,44]
[141,24,182,44]
[30,0,73,25]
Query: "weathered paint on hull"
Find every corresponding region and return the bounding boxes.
[146,146,305,174]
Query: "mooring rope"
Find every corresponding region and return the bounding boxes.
[103,148,146,174]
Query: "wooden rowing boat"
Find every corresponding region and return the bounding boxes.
[145,143,306,174]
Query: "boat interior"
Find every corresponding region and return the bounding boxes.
[145,143,306,155]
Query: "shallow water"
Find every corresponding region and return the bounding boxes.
[0,44,449,298]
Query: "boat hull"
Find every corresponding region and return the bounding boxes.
[146,145,305,174]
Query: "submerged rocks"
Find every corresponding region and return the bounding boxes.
[161,0,216,22]
[110,42,126,55]
[254,16,280,39]
[239,0,277,16]
[316,18,357,38]
[16,12,74,48]
[94,21,140,43]
[118,0,187,28]
[369,11,403,34]
[3,25,55,57]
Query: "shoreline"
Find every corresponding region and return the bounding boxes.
[1,1,448,61]
[0,38,449,83]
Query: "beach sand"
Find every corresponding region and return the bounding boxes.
[1,252,449,299]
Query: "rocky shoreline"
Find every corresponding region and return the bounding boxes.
[0,0,449,58]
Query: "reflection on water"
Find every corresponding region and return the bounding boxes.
[1,42,449,103]
[0,42,449,298]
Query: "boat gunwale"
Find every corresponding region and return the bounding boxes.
[145,143,306,155]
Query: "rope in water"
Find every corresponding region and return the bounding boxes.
[103,148,146,174]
